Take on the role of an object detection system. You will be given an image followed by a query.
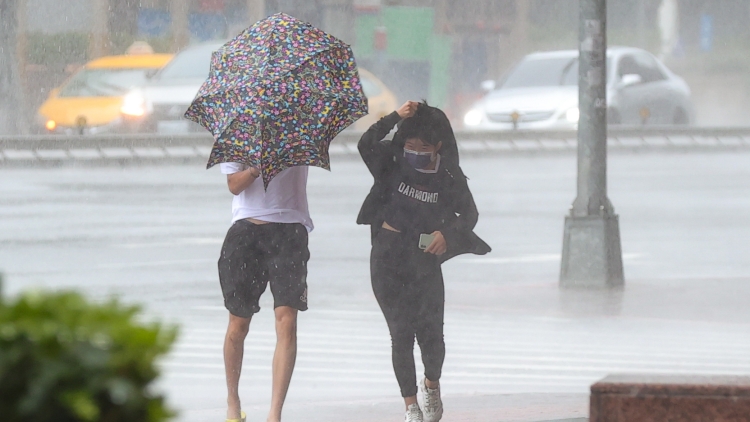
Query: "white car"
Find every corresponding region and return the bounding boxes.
[463,47,694,131]
[121,41,225,134]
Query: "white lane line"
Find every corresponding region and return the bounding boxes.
[159,372,590,390]
[2,150,37,160]
[167,350,750,376]
[117,237,224,248]
[175,335,750,363]
[179,329,750,357]
[100,148,133,158]
[180,327,750,357]
[165,147,200,157]
[163,375,589,393]
[68,149,102,159]
[94,258,215,269]
[455,253,642,264]
[169,351,392,366]
[453,362,750,376]
[170,343,748,368]
[514,140,542,150]
[162,361,391,376]
[162,362,598,382]
[186,318,747,338]
[172,342,750,371]
[228,315,747,340]
[188,308,386,316]
[444,352,750,371]
[133,147,166,157]
[173,336,750,364]
[174,343,390,356]
[161,372,394,383]
[36,149,70,159]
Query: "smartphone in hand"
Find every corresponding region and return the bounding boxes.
[418,233,435,250]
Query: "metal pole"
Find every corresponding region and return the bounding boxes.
[560,0,624,288]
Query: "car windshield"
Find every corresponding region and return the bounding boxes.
[157,45,216,80]
[59,68,151,98]
[500,56,613,89]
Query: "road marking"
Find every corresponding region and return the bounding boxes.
[101,148,133,158]
[117,237,224,249]
[456,253,641,264]
[68,149,102,159]
[133,147,166,157]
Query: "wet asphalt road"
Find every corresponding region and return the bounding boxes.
[1,150,750,421]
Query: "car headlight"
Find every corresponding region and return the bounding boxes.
[36,114,56,131]
[463,109,484,127]
[121,92,147,117]
[565,107,580,123]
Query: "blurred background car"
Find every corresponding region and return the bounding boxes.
[352,68,398,130]
[37,50,173,135]
[120,42,397,134]
[120,41,224,134]
[463,47,694,131]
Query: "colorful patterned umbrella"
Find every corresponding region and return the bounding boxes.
[184,13,368,187]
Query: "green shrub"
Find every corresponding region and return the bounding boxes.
[0,289,178,422]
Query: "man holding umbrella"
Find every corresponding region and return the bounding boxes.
[218,162,312,422]
[185,13,367,422]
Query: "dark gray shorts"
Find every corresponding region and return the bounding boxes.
[218,220,309,317]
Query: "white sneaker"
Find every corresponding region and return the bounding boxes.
[404,403,424,422]
[420,378,444,422]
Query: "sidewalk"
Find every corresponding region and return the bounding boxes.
[180,393,589,422]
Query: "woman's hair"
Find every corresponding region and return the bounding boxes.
[395,102,441,146]
[394,101,463,175]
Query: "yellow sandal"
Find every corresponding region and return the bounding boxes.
[226,411,246,422]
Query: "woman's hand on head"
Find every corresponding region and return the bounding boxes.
[396,101,419,119]
[424,231,447,256]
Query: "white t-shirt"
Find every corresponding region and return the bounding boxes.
[220,163,313,232]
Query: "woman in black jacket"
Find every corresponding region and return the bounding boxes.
[357,101,490,422]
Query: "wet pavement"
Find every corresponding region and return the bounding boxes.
[1,150,750,421]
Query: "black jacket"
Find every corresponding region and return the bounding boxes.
[356,111,491,263]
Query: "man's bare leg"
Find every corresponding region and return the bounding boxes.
[267,306,298,422]
[225,313,251,420]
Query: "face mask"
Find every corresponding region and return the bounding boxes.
[403,148,434,169]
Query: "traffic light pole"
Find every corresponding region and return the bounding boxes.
[560,0,624,288]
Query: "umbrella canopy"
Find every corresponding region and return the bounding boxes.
[185,13,368,187]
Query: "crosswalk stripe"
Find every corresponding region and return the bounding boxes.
[163,307,750,395]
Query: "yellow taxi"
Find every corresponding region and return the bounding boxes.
[355,68,398,131]
[37,51,173,134]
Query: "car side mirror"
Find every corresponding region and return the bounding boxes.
[480,80,496,92]
[145,69,159,79]
[620,73,643,88]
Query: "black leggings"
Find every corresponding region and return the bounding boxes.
[370,228,446,398]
